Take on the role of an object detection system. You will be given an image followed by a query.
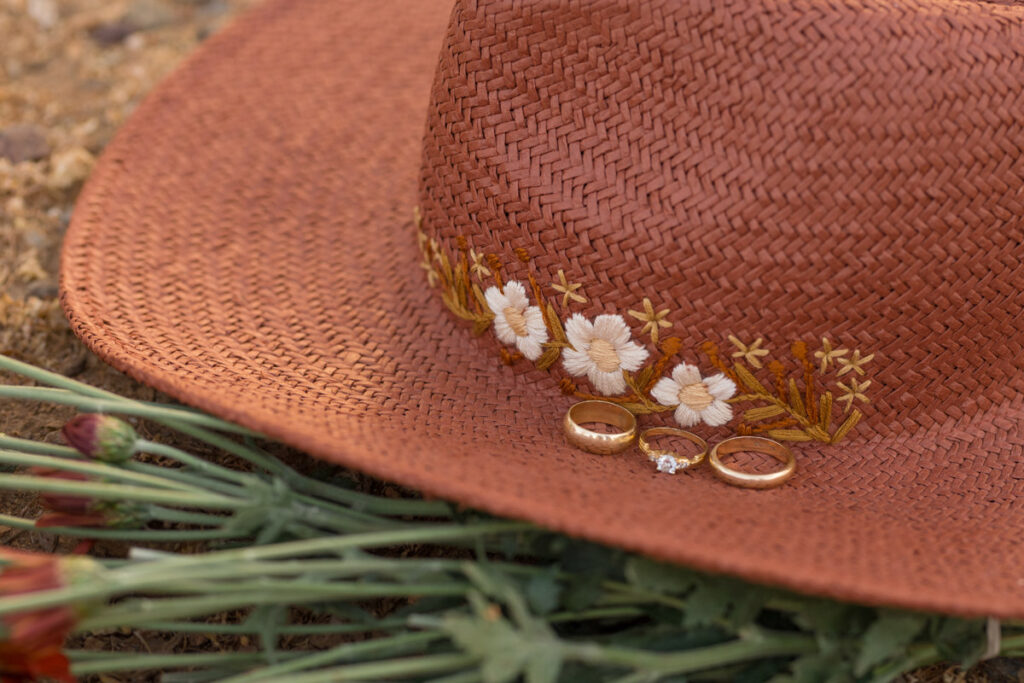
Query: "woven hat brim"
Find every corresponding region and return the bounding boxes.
[61,0,1024,618]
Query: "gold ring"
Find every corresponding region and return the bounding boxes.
[708,436,796,489]
[563,400,637,455]
[638,428,708,474]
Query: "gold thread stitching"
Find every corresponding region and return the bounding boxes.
[415,212,874,444]
[552,269,586,307]
[627,297,672,343]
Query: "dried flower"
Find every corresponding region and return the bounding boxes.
[0,549,102,683]
[61,414,137,463]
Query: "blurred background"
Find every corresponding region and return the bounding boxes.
[1,0,254,367]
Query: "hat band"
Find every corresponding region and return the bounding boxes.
[416,210,874,446]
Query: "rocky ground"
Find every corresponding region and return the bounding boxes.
[0,0,1017,681]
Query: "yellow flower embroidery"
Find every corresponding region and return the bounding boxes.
[420,258,439,287]
[429,238,443,264]
[552,269,586,307]
[814,337,848,374]
[728,336,770,369]
[837,377,871,412]
[469,249,491,280]
[837,350,874,377]
[628,297,672,343]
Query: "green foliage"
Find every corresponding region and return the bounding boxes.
[0,354,1014,683]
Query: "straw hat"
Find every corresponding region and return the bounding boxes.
[61,0,1024,617]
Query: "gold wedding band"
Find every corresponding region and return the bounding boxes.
[708,436,796,489]
[563,400,637,455]
[638,428,708,474]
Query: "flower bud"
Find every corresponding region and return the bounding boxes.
[29,468,143,529]
[61,414,137,463]
[0,549,102,683]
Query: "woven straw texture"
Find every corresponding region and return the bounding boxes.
[62,0,1024,617]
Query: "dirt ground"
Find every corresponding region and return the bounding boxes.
[0,0,1019,681]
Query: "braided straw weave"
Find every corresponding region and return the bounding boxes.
[62,0,1024,616]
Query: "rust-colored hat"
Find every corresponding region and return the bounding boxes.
[61,0,1024,617]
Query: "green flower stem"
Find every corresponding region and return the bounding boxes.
[0,474,246,509]
[426,672,484,683]
[0,448,200,493]
[0,385,258,436]
[0,512,244,541]
[870,633,1024,683]
[0,354,258,436]
[169,420,453,518]
[600,580,689,612]
[146,506,227,526]
[217,631,446,683]
[0,434,79,457]
[548,607,645,623]
[115,521,530,577]
[0,522,528,617]
[68,651,294,675]
[153,578,467,600]
[138,441,398,531]
[129,461,251,497]
[132,616,409,635]
[0,354,451,518]
[74,582,460,631]
[136,439,252,485]
[562,629,818,675]
[245,653,480,683]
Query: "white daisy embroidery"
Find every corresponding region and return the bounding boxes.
[562,314,649,395]
[651,363,736,428]
[484,281,548,361]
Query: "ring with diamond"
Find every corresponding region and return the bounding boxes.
[638,427,708,475]
[708,436,796,489]
[563,400,637,455]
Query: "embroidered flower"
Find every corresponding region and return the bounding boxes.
[484,281,548,361]
[562,314,649,395]
[814,337,848,373]
[837,377,871,412]
[836,349,874,377]
[552,269,586,307]
[651,363,736,428]
[728,335,770,369]
[627,297,672,343]
[469,249,491,280]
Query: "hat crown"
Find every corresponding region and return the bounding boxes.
[418,0,1024,438]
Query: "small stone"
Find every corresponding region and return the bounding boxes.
[0,124,50,163]
[27,0,59,29]
[124,0,178,30]
[89,19,140,45]
[47,147,95,189]
[26,282,59,299]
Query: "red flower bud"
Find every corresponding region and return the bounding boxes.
[29,468,142,530]
[61,415,137,463]
[0,549,101,683]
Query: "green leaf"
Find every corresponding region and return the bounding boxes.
[526,571,563,616]
[853,611,926,676]
[624,556,700,594]
[781,651,852,683]
[929,617,987,668]
[683,579,730,627]
[524,646,563,683]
